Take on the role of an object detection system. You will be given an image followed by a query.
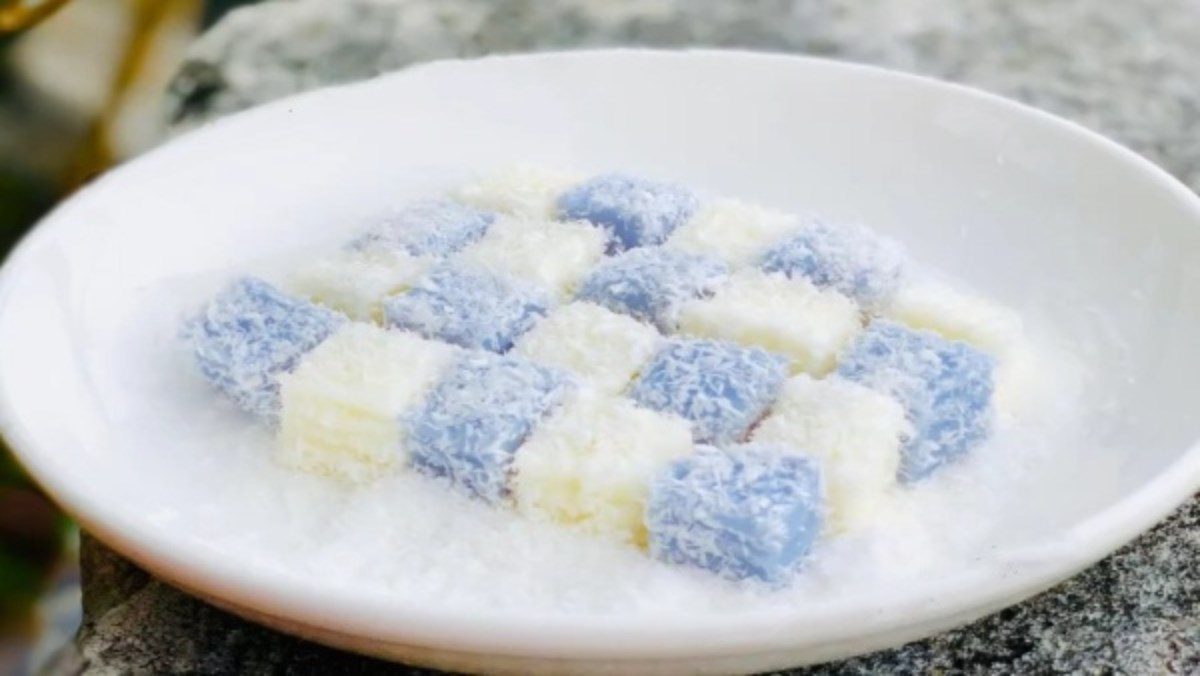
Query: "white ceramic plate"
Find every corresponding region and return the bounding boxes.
[2,50,1200,674]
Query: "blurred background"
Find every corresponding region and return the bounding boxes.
[0,1,254,670]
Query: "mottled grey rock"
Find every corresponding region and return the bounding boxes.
[55,502,1199,674]
[167,0,1200,192]
[58,0,1200,673]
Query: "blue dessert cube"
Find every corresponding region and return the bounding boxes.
[645,444,823,584]
[184,277,344,420]
[383,263,549,352]
[576,248,727,332]
[759,221,905,306]
[557,174,698,253]
[350,200,494,257]
[403,352,571,503]
[837,320,994,481]
[629,339,788,444]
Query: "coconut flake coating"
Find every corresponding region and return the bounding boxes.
[557,174,699,253]
[752,374,908,533]
[383,263,548,353]
[455,165,583,218]
[666,199,799,266]
[629,339,788,444]
[759,220,905,307]
[459,214,606,302]
[288,248,431,322]
[512,301,662,395]
[402,351,571,504]
[277,323,456,483]
[645,444,822,584]
[837,320,994,482]
[576,248,728,332]
[350,199,494,258]
[185,277,344,421]
[512,390,693,546]
[677,270,861,376]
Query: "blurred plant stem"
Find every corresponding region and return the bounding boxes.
[0,0,73,33]
[68,0,200,187]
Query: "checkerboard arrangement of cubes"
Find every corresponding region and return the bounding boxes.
[183,167,1016,585]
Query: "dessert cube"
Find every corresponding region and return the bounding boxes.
[883,280,1023,356]
[677,270,861,376]
[884,280,1032,419]
[753,374,909,532]
[629,339,788,444]
[576,248,727,332]
[645,444,823,584]
[459,214,605,301]
[759,221,905,307]
[403,352,570,503]
[383,263,548,353]
[185,277,344,420]
[666,199,798,267]
[512,302,662,395]
[277,324,455,482]
[512,390,693,546]
[350,200,493,257]
[837,320,994,482]
[557,174,698,252]
[455,165,582,218]
[288,248,431,322]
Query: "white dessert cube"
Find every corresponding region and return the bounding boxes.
[277,323,455,482]
[666,199,798,267]
[677,270,861,376]
[753,374,909,532]
[512,390,693,546]
[459,214,606,301]
[289,248,431,322]
[455,165,582,218]
[512,301,662,395]
[884,280,1022,355]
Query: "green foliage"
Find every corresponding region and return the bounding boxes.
[0,547,42,622]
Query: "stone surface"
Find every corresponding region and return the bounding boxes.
[57,0,1200,673]
[51,503,1200,674]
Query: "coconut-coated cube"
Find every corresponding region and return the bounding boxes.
[512,390,693,546]
[753,374,909,532]
[402,352,571,504]
[884,280,1023,355]
[277,324,456,483]
[185,277,344,420]
[512,302,662,395]
[576,248,728,332]
[383,263,548,353]
[666,199,799,267]
[759,221,905,307]
[645,444,823,584]
[350,199,494,258]
[455,165,583,218]
[677,270,861,376]
[629,339,788,445]
[557,174,698,253]
[459,214,606,301]
[288,248,432,322]
[837,320,994,482]
[884,280,1033,420]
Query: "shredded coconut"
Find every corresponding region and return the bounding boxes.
[513,389,692,546]
[678,270,862,376]
[277,323,456,483]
